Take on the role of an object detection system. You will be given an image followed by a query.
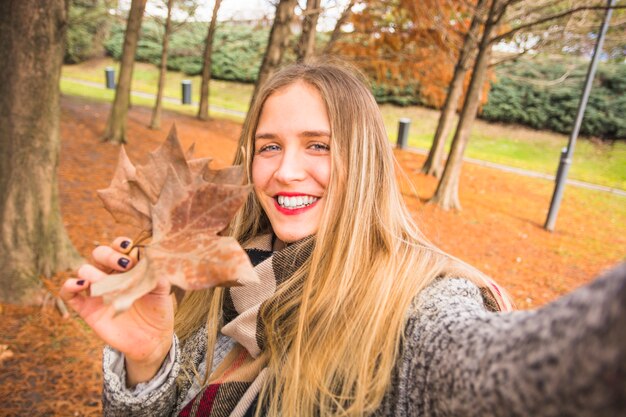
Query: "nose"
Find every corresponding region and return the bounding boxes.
[273,148,306,184]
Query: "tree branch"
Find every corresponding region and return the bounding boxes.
[503,70,575,87]
[505,0,566,23]
[492,0,524,25]
[489,48,530,67]
[492,4,626,43]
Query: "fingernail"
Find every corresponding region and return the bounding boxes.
[118,257,130,268]
[76,280,85,286]
[120,240,131,249]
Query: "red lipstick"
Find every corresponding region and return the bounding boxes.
[273,193,319,215]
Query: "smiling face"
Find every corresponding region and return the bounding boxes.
[252,81,331,243]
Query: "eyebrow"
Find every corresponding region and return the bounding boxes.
[254,130,331,140]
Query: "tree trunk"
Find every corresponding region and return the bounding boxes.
[323,0,355,55]
[102,0,147,143]
[430,0,501,211]
[149,0,175,130]
[197,0,222,121]
[296,0,321,62]
[421,0,489,178]
[250,0,298,104]
[0,0,82,304]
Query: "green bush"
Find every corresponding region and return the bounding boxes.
[65,0,111,63]
[104,21,268,83]
[370,81,422,106]
[482,58,626,139]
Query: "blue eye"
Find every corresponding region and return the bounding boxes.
[258,144,281,153]
[310,143,330,152]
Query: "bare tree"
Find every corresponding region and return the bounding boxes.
[0,0,81,303]
[296,0,322,62]
[421,0,489,178]
[323,0,356,55]
[197,0,223,121]
[150,0,175,129]
[102,0,147,143]
[250,0,298,103]
[430,0,503,210]
[149,0,200,128]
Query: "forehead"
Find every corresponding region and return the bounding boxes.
[256,81,330,135]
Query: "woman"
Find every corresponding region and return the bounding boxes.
[60,61,625,416]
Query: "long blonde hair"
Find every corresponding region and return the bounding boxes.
[175,60,512,416]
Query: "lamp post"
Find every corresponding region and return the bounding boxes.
[544,0,615,232]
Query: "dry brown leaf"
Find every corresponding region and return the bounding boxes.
[92,126,256,312]
[0,344,14,364]
[96,146,152,231]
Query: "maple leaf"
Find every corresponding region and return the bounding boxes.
[96,146,152,231]
[91,126,257,313]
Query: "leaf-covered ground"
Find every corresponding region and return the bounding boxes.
[1,96,624,416]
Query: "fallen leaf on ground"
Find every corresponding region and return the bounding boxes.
[0,344,14,364]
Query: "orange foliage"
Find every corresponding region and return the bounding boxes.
[335,0,483,108]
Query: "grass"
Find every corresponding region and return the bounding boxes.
[60,74,244,123]
[62,58,253,114]
[61,58,626,190]
[381,104,626,190]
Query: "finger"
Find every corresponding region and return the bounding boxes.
[59,271,109,320]
[112,237,139,264]
[78,263,110,283]
[59,277,90,303]
[129,246,140,263]
[112,236,134,255]
[92,245,135,272]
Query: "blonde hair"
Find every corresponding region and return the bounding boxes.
[175,60,512,416]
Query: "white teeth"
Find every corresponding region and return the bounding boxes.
[277,195,318,209]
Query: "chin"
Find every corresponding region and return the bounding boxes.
[275,229,314,244]
[277,234,305,244]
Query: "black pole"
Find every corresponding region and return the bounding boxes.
[105,67,115,89]
[181,80,192,105]
[544,0,615,232]
[396,118,410,149]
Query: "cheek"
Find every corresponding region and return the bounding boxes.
[314,157,331,189]
[251,160,267,190]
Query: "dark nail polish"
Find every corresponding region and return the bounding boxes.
[118,257,130,268]
[76,280,85,286]
[120,240,131,249]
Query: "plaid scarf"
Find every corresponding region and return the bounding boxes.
[180,234,314,417]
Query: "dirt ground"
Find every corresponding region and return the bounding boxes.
[0,95,624,416]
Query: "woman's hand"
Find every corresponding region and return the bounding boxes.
[59,237,175,387]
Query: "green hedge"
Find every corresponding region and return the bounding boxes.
[104,21,268,83]
[482,59,626,139]
[65,0,111,63]
[370,80,422,106]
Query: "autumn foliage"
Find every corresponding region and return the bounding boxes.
[334,0,494,109]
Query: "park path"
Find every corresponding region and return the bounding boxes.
[62,76,625,197]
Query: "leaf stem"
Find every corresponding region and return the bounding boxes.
[132,229,152,248]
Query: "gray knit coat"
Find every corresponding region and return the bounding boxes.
[102,263,626,416]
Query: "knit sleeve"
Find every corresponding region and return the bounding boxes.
[400,263,626,417]
[102,335,180,416]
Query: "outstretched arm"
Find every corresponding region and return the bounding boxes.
[400,263,626,417]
